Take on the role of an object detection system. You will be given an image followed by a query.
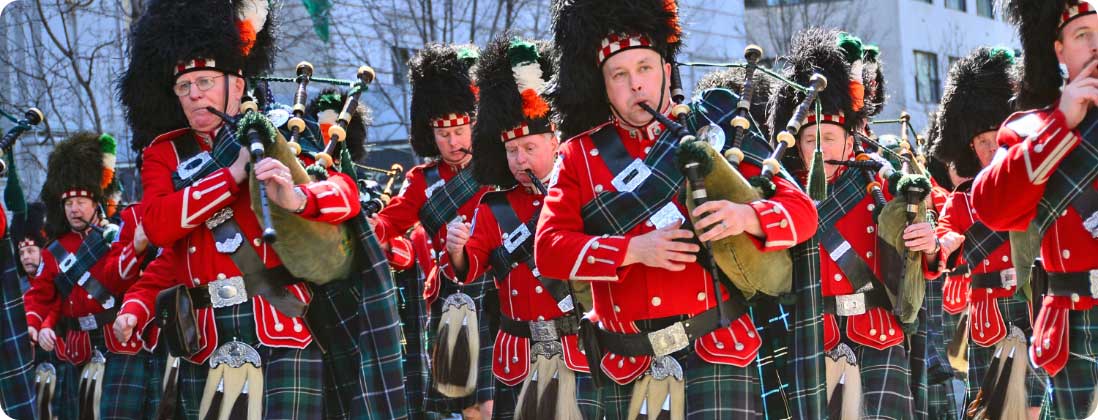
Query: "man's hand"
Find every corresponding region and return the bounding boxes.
[229,146,250,184]
[134,224,149,255]
[904,222,939,254]
[622,222,699,271]
[38,328,56,352]
[254,158,306,212]
[113,314,138,344]
[28,326,38,343]
[691,200,763,243]
[446,221,471,273]
[1058,59,1098,129]
[938,231,965,259]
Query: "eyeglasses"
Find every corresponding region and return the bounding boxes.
[173,75,226,97]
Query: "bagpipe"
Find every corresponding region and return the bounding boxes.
[207,65,378,285]
[0,107,45,175]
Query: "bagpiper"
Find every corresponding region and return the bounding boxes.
[367,43,495,418]
[767,27,939,419]
[113,0,389,418]
[971,1,1098,418]
[538,1,818,418]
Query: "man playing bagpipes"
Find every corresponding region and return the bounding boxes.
[21,130,157,420]
[112,0,389,418]
[366,43,496,419]
[971,1,1098,418]
[537,1,818,418]
[767,28,941,419]
[929,46,1049,420]
[439,35,596,419]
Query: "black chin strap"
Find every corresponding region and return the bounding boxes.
[606,55,670,131]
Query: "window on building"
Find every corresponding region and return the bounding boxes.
[915,51,941,103]
[391,46,416,85]
[913,0,932,4]
[977,0,994,18]
[945,0,965,11]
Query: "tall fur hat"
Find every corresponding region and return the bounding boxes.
[40,132,120,237]
[11,202,47,250]
[862,44,887,117]
[117,0,278,153]
[551,0,683,139]
[408,43,479,159]
[931,47,1017,178]
[767,28,863,172]
[471,36,556,187]
[306,87,371,162]
[1003,0,1095,109]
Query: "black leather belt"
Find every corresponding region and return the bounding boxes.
[59,308,119,333]
[596,299,746,358]
[187,265,302,312]
[823,287,891,316]
[970,269,1017,290]
[1046,270,1098,298]
[499,314,580,342]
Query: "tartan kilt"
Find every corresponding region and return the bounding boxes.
[0,258,36,419]
[101,348,164,420]
[787,239,827,420]
[492,370,600,419]
[910,306,931,419]
[423,273,496,413]
[176,301,325,420]
[395,264,431,418]
[966,295,1047,409]
[852,342,915,420]
[33,348,80,420]
[1050,306,1098,419]
[593,349,761,419]
[924,277,960,419]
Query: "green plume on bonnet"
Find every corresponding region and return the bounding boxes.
[837,32,864,64]
[507,38,539,67]
[989,46,1017,64]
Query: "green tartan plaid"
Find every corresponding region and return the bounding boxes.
[396,265,431,418]
[1032,113,1098,234]
[1049,307,1098,419]
[176,301,326,420]
[966,296,1048,409]
[787,238,827,420]
[34,349,81,420]
[924,276,961,419]
[492,370,600,419]
[418,169,482,235]
[854,342,915,420]
[0,239,38,420]
[423,273,497,413]
[956,222,1008,275]
[911,306,931,419]
[101,349,164,420]
[592,350,761,419]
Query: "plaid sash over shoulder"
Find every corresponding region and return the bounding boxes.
[1031,111,1098,236]
[46,228,113,305]
[418,167,482,235]
[171,128,241,191]
[0,237,36,419]
[956,220,1008,275]
[580,125,684,236]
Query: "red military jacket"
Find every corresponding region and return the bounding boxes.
[815,165,907,352]
[972,106,1098,376]
[934,183,1018,347]
[135,128,359,364]
[450,186,588,385]
[535,118,817,384]
[24,220,141,365]
[372,160,489,302]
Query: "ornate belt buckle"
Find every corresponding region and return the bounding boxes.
[205,207,234,230]
[648,322,690,358]
[531,340,563,359]
[1083,210,1098,239]
[1089,270,1098,298]
[503,223,531,254]
[529,319,559,342]
[209,340,262,368]
[78,314,98,331]
[1000,268,1017,289]
[177,152,213,181]
[208,276,247,308]
[649,202,686,230]
[611,158,652,193]
[835,293,867,317]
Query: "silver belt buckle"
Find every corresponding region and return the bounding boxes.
[648,322,690,358]
[503,224,531,254]
[1000,268,1018,289]
[529,319,559,342]
[835,293,867,317]
[205,207,234,230]
[208,276,247,308]
[611,158,652,193]
[77,314,98,331]
[649,202,686,230]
